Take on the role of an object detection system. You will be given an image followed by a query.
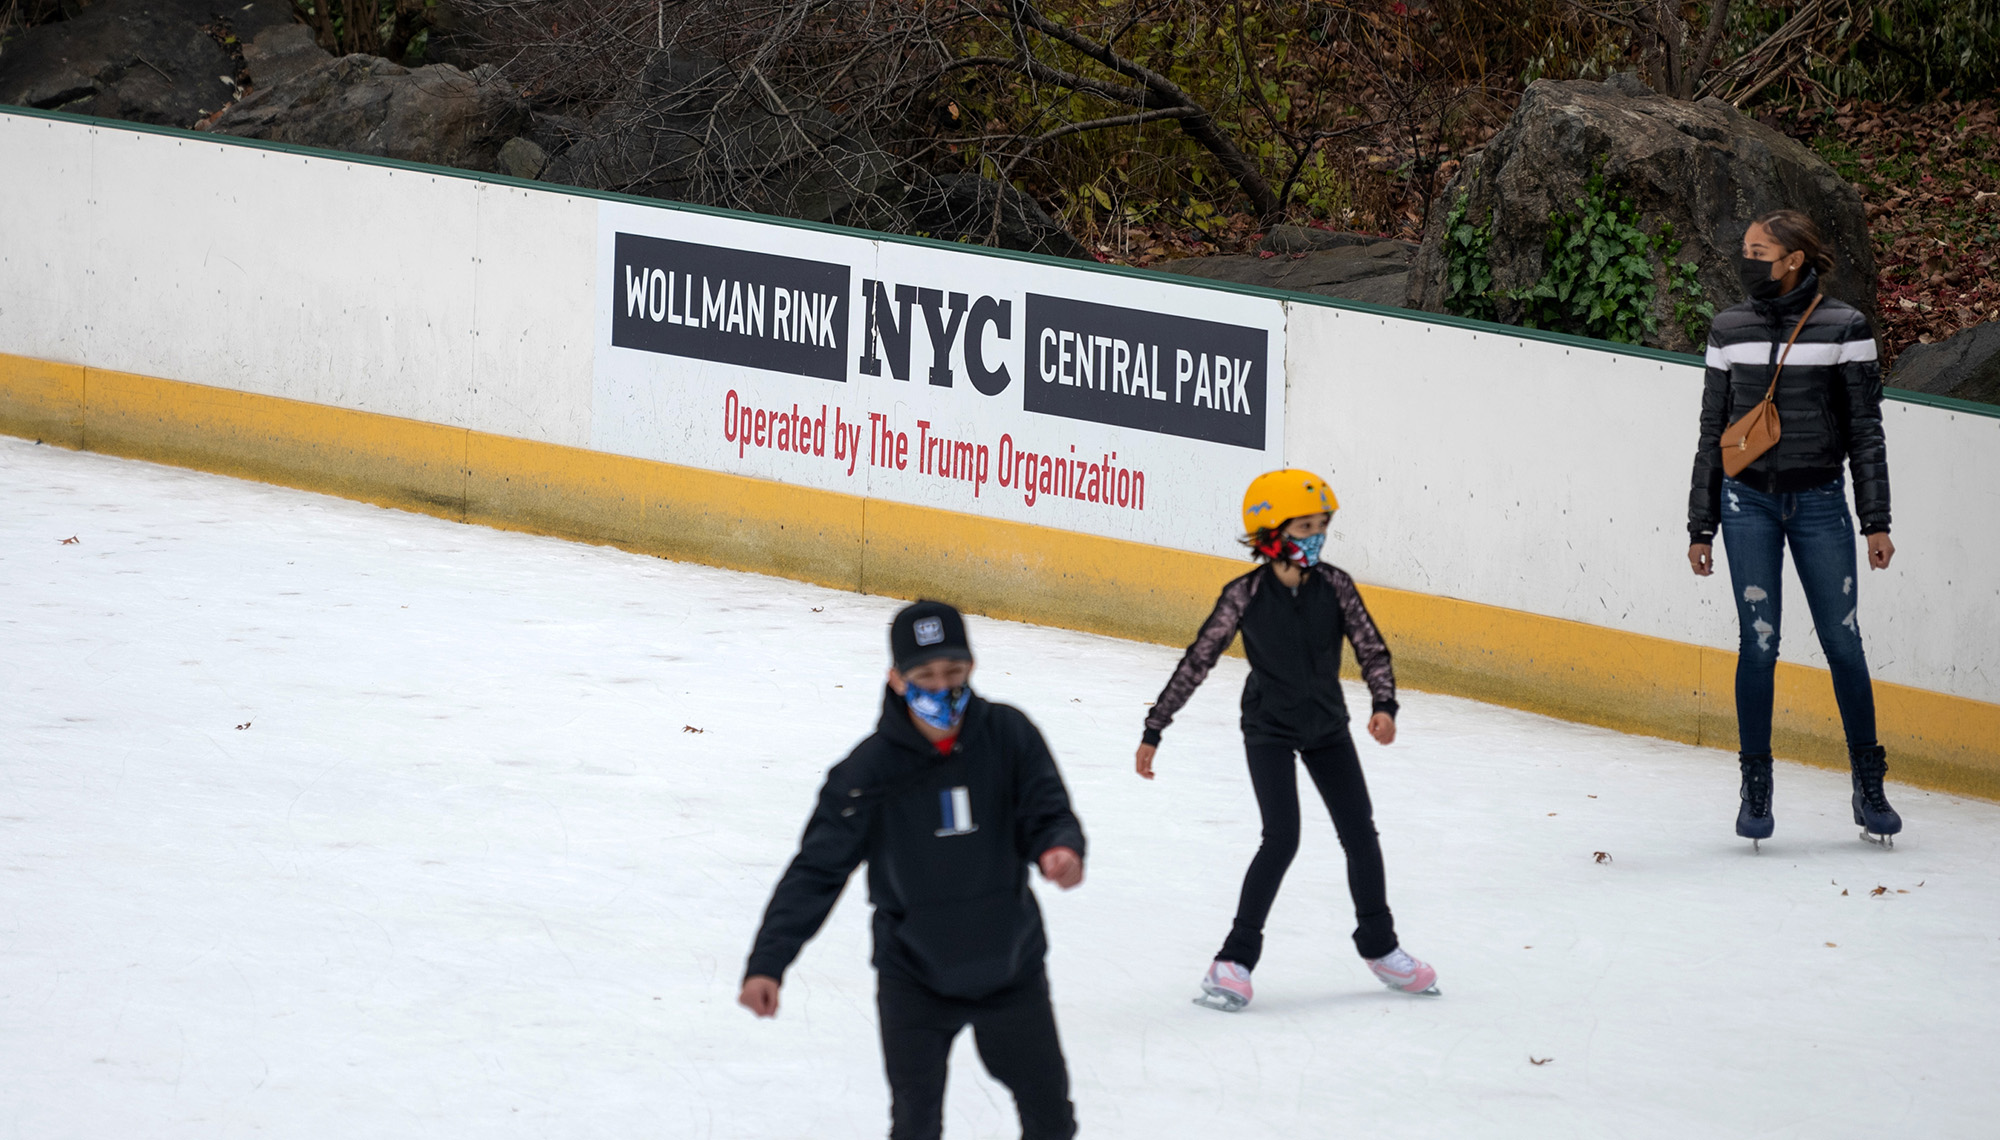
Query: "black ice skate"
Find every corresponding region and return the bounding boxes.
[1736,753,1774,850]
[1850,743,1902,847]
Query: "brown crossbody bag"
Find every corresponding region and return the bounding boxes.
[1719,293,1823,477]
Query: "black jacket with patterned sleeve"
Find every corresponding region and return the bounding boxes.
[1688,270,1891,543]
[1142,561,1397,751]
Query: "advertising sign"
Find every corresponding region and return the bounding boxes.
[592,203,1287,558]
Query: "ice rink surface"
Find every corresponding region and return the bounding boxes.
[4,436,1998,1140]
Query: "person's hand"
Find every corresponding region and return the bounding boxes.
[1368,712,1396,745]
[1868,532,1895,570]
[1689,543,1715,577]
[739,975,781,1018]
[1135,742,1157,780]
[1038,846,1084,889]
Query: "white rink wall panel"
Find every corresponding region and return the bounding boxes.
[467,180,597,449]
[1866,401,2000,697]
[1281,305,2000,706]
[0,115,95,365]
[86,131,485,425]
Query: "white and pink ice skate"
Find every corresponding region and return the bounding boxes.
[1366,947,1440,995]
[1194,959,1254,1012]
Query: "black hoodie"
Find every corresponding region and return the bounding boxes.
[744,688,1086,1000]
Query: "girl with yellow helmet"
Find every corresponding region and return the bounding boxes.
[1137,468,1439,1009]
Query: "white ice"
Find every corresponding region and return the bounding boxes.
[4,436,1998,1140]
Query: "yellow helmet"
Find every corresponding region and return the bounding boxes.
[1242,469,1338,534]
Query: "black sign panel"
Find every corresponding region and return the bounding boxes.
[1022,294,1269,449]
[611,233,850,382]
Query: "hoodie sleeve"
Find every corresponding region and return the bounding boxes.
[1007,711,1086,862]
[1142,574,1253,745]
[743,763,871,983]
[1835,310,1891,535]
[1688,329,1731,543]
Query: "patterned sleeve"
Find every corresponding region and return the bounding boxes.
[1142,574,1255,745]
[1326,566,1398,717]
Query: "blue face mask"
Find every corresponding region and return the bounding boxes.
[905,682,972,731]
[1294,532,1326,568]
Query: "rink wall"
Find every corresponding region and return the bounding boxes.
[4,107,1999,798]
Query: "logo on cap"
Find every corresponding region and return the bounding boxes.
[914,617,944,646]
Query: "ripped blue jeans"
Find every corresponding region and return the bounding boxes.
[1718,475,1877,755]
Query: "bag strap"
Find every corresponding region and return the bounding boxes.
[1762,293,1824,401]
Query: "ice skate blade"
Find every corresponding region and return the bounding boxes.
[1859,829,1895,848]
[1192,991,1246,1013]
[1382,981,1442,997]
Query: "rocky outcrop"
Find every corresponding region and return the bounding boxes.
[1407,77,1877,352]
[0,0,294,126]
[208,54,529,172]
[1890,321,2000,407]
[239,22,331,92]
[495,136,548,180]
[1153,236,1416,307]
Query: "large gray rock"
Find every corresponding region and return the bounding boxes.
[239,22,330,92]
[1153,238,1416,307]
[207,54,529,172]
[1889,321,2000,407]
[0,0,294,126]
[1407,78,1877,352]
[495,135,548,180]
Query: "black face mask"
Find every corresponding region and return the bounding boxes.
[1736,253,1787,301]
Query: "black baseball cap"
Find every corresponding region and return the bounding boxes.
[890,600,973,672]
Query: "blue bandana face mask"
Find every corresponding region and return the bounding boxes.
[905,681,972,731]
[1293,532,1326,568]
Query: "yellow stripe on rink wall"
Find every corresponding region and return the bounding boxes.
[5,351,1997,801]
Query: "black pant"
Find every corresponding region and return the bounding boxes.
[876,968,1076,1140]
[1218,732,1398,967]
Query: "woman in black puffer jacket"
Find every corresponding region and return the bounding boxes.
[1687,209,1900,848]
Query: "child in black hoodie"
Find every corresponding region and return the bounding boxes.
[741,600,1086,1140]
